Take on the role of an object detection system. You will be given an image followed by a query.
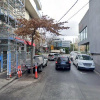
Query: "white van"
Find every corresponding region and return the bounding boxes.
[70,51,80,61]
[73,54,95,71]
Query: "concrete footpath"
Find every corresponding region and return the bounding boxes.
[0,72,16,90]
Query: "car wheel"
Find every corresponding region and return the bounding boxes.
[38,65,43,72]
[68,67,71,71]
[45,63,47,66]
[55,67,58,70]
[91,69,94,71]
[77,64,80,70]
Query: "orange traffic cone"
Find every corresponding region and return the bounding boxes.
[10,74,12,78]
[18,70,20,78]
[34,66,38,79]
[20,70,22,77]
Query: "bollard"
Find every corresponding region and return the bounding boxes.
[34,63,38,79]
[9,74,12,78]
[17,65,22,78]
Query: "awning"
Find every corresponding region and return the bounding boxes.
[26,41,35,47]
[15,37,35,46]
[15,37,27,44]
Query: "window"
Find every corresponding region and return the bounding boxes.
[79,55,92,60]
[85,27,87,39]
[80,26,88,41]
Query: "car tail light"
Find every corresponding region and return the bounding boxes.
[69,61,71,63]
[56,61,57,63]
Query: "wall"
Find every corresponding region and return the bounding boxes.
[25,9,30,20]
[89,0,100,54]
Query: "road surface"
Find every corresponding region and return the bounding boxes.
[0,60,100,100]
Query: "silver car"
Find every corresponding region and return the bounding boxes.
[48,53,56,61]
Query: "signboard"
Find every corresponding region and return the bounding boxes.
[51,45,54,50]
[62,41,70,47]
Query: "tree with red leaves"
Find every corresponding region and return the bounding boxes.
[15,15,69,73]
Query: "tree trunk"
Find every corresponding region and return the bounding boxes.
[31,30,35,74]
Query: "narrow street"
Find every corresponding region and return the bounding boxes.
[0,59,100,100]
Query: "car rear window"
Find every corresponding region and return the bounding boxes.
[57,57,69,62]
[54,54,59,56]
[48,54,54,56]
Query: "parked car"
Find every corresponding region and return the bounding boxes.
[48,53,56,61]
[69,51,80,61]
[73,54,95,71]
[54,53,60,59]
[55,56,71,70]
[43,56,48,67]
[25,55,44,73]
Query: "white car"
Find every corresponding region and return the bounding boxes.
[69,51,81,61]
[73,54,95,71]
[48,53,56,61]
[43,56,48,67]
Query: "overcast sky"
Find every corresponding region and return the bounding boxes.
[40,0,89,42]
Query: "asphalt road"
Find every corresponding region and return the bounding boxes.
[0,59,100,100]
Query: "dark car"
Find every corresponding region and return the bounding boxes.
[55,56,71,70]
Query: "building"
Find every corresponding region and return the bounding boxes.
[79,0,100,68]
[0,0,42,78]
[52,38,71,49]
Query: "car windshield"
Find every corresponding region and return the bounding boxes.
[79,55,92,60]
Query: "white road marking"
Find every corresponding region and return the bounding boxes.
[79,71,87,74]
[94,70,100,76]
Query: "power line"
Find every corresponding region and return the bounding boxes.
[67,1,91,21]
[58,0,78,22]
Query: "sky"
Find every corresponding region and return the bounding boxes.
[40,0,89,43]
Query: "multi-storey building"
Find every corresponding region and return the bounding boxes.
[52,38,71,49]
[0,0,42,78]
[79,0,100,70]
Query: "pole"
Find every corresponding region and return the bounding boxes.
[73,38,74,51]
[33,40,35,57]
[1,51,3,72]
[7,51,9,79]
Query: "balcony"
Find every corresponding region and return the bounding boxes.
[25,0,41,18]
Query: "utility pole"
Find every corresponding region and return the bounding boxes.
[73,38,74,51]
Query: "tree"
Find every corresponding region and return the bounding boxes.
[15,15,69,73]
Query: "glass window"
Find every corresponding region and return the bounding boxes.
[81,32,82,41]
[83,29,85,40]
[84,28,86,39]
[57,57,68,62]
[84,29,86,39]
[80,26,88,41]
[80,33,81,41]
[86,27,87,39]
[79,55,92,60]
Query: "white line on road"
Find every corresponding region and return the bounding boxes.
[94,70,100,76]
[79,71,87,74]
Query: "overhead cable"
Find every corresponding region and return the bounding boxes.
[67,1,91,21]
[58,0,78,22]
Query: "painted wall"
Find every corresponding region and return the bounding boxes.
[89,0,100,54]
